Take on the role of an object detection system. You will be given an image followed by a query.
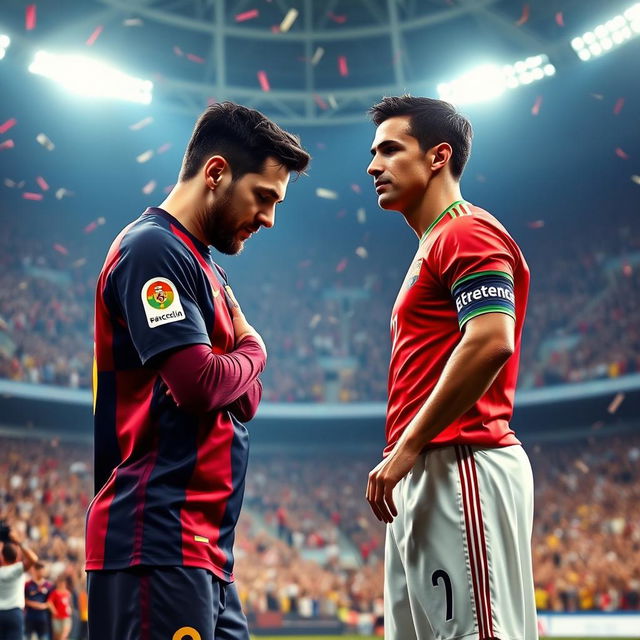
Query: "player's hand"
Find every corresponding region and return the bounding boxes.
[366,442,420,523]
[226,288,267,357]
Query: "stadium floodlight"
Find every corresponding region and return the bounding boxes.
[438,54,555,105]
[571,3,640,61]
[0,34,10,60]
[28,51,153,104]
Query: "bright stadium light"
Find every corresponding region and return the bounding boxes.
[28,51,153,104]
[437,53,555,105]
[571,3,640,60]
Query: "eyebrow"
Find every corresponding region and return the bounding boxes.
[370,138,404,156]
[257,187,284,203]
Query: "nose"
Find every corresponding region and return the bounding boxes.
[256,206,275,229]
[367,158,382,177]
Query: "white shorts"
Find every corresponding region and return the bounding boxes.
[384,444,537,640]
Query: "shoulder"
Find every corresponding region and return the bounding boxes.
[434,209,514,251]
[120,216,187,256]
[0,562,23,576]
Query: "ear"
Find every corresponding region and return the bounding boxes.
[431,142,453,173]
[203,155,229,191]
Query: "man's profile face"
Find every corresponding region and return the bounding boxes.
[367,115,431,214]
[205,157,289,255]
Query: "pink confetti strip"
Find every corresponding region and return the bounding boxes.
[613,98,625,115]
[257,70,270,92]
[236,9,259,22]
[156,143,172,154]
[173,46,184,57]
[531,95,543,116]
[336,258,348,272]
[313,94,328,110]
[23,192,43,201]
[53,243,69,255]
[186,53,205,64]
[36,176,49,191]
[86,25,103,46]
[0,118,17,134]
[0,140,15,151]
[84,217,105,234]
[615,147,629,159]
[516,4,530,26]
[142,180,157,195]
[25,4,36,30]
[555,12,564,27]
[338,56,348,77]
[608,392,625,414]
[528,220,544,229]
[328,12,347,24]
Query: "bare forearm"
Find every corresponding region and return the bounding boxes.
[400,337,512,451]
[18,542,38,570]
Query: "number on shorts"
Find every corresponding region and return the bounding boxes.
[431,569,453,621]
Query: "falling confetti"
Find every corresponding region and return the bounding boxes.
[173,45,184,57]
[327,12,347,24]
[72,258,87,268]
[608,392,625,414]
[357,208,367,223]
[328,94,338,109]
[309,314,322,329]
[338,56,349,77]
[0,118,17,134]
[36,176,49,191]
[142,180,156,195]
[615,147,629,159]
[631,175,640,185]
[574,460,589,474]
[235,9,259,22]
[516,4,530,26]
[36,133,55,151]
[186,53,205,63]
[86,25,103,46]
[355,247,368,259]
[555,12,564,27]
[156,143,172,154]
[528,220,545,229]
[0,140,14,151]
[4,179,16,187]
[257,70,270,92]
[136,149,154,163]
[280,8,299,32]
[123,18,143,27]
[55,188,73,200]
[313,94,328,110]
[590,93,604,100]
[23,192,42,200]
[25,4,36,30]
[316,188,338,200]
[336,258,348,272]
[53,243,69,255]
[84,217,106,233]
[531,95,543,116]
[129,116,153,131]
[311,47,324,66]
[351,184,362,194]
[613,98,625,115]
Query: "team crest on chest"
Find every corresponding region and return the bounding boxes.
[403,258,423,290]
[141,277,186,328]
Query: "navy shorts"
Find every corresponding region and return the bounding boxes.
[87,566,249,640]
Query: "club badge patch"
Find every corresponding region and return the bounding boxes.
[141,277,186,328]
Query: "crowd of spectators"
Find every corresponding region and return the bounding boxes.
[1,431,639,628]
[1,216,640,401]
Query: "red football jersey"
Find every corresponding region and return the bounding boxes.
[385,200,529,455]
[49,589,72,620]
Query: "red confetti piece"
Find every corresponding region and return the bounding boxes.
[84,217,105,234]
[173,46,184,57]
[271,25,281,33]
[338,56,348,77]
[336,258,348,272]
[613,98,625,115]
[615,147,629,159]
[36,176,49,191]
[528,220,545,229]
[156,143,172,154]
[257,70,270,92]
[0,140,15,151]
[351,184,361,194]
[142,180,157,195]
[0,118,17,134]
[555,12,564,27]
[516,4,530,26]
[187,53,205,63]
[327,12,347,24]
[25,4,36,30]
[86,25,103,46]
[313,94,328,110]
[531,95,543,116]
[23,192,43,201]
[53,243,68,255]
[608,392,625,414]
[235,9,259,22]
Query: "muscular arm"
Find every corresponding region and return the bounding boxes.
[158,336,266,415]
[367,312,514,522]
[225,378,263,422]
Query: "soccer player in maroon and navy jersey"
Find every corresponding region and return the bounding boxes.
[365,96,537,640]
[86,103,309,640]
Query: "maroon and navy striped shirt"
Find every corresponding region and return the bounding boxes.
[86,208,263,581]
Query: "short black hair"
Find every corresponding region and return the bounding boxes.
[179,102,310,182]
[1,542,18,564]
[369,95,473,179]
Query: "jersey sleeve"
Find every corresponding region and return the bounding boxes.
[110,225,211,364]
[431,217,517,330]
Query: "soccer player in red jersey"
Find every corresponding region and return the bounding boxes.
[365,96,537,640]
[86,103,309,640]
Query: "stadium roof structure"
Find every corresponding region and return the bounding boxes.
[1,0,636,124]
